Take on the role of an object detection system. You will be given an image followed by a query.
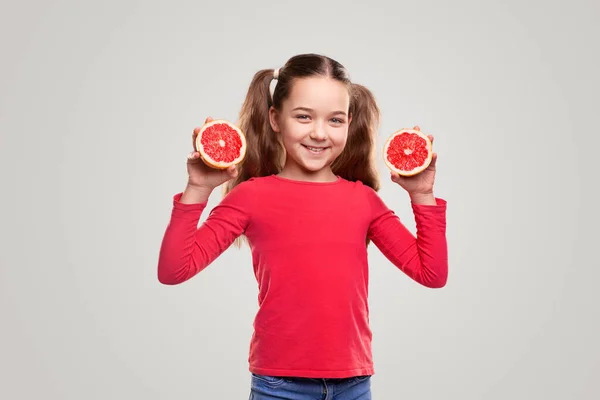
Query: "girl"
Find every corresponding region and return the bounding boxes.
[158,53,448,400]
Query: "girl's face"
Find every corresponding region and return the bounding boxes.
[269,76,351,181]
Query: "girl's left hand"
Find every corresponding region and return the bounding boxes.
[390,126,437,196]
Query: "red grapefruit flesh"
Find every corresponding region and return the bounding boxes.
[383,128,432,176]
[195,120,247,169]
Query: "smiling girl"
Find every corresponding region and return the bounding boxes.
[158,53,448,399]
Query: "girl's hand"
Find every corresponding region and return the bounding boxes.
[186,117,239,191]
[390,125,437,200]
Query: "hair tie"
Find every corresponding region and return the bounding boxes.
[270,68,280,100]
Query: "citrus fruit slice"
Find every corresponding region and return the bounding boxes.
[383,128,433,176]
[195,119,247,169]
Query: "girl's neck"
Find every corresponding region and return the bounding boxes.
[277,165,338,183]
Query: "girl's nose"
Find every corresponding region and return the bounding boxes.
[310,123,327,140]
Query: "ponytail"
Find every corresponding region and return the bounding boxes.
[331,83,381,191]
[224,69,285,197]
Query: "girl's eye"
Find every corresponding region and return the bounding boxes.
[295,115,344,124]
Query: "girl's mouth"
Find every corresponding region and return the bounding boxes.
[302,145,327,154]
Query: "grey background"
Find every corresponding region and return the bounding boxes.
[1,0,598,399]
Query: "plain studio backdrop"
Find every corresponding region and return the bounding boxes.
[1,0,598,399]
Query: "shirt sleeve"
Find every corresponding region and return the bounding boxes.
[366,188,448,288]
[157,182,252,285]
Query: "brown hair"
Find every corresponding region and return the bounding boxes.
[225,53,381,245]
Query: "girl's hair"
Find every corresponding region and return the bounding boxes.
[224,53,381,245]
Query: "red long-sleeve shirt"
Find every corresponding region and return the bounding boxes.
[158,174,448,378]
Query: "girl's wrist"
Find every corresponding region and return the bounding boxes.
[180,183,213,204]
[409,192,436,205]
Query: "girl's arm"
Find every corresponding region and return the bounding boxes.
[367,188,448,288]
[157,182,251,285]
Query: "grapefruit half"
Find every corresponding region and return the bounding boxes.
[383,128,433,176]
[195,119,247,169]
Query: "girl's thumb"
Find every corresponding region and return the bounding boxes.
[227,165,238,178]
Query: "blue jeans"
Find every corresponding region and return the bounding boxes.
[249,373,372,399]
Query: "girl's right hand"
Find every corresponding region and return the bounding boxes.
[186,117,239,191]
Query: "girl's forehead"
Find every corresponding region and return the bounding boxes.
[285,77,350,110]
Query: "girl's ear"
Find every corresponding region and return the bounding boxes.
[269,106,280,133]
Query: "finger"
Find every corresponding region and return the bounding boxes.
[205,116,213,124]
[413,125,420,131]
[187,151,201,163]
[220,165,238,181]
[428,153,437,169]
[427,134,434,144]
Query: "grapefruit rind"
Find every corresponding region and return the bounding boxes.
[383,128,433,177]
[195,119,247,170]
